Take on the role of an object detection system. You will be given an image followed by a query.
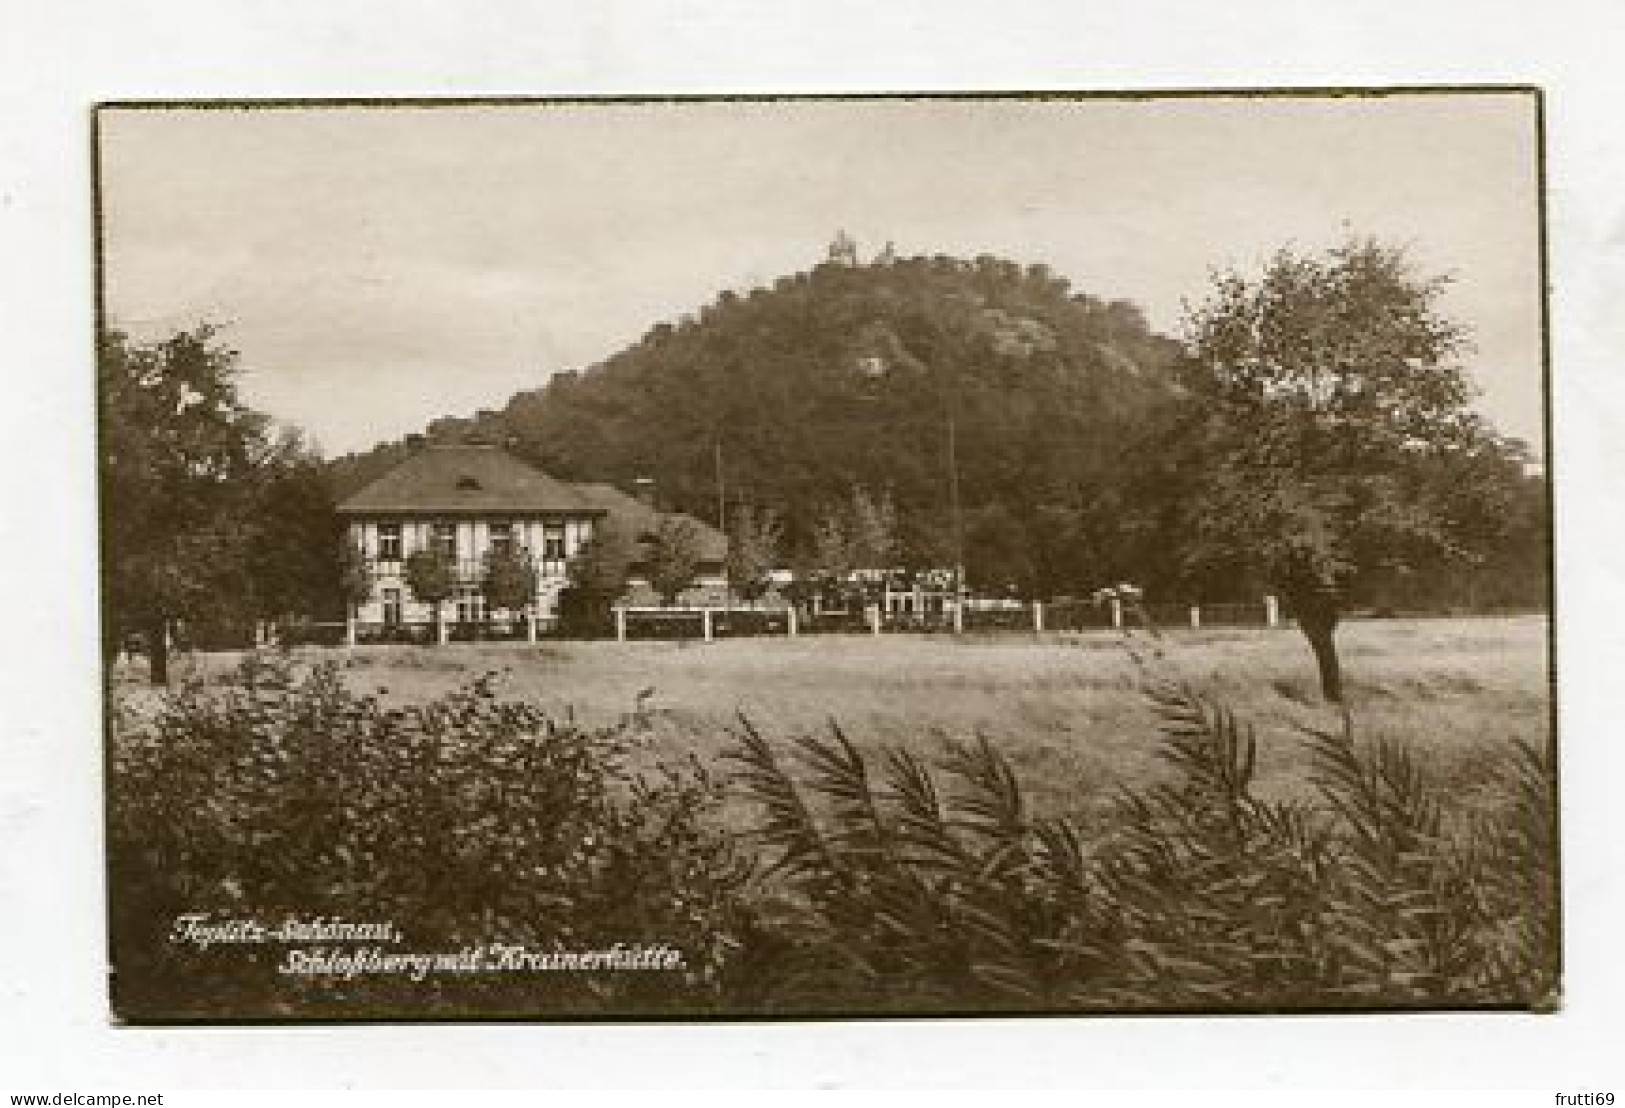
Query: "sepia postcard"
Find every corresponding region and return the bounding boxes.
[95,90,1555,1023]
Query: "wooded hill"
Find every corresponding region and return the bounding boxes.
[328,244,1185,584]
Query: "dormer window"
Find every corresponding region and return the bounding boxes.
[456,475,481,491]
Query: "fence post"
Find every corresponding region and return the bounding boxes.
[1033,601,1045,634]
[1264,594,1280,628]
[952,600,965,635]
[437,608,449,646]
[787,605,798,637]
[345,612,356,647]
[614,607,627,643]
[702,608,714,642]
[868,604,881,636]
[1189,605,1201,630]
[526,606,538,643]
[1109,597,1123,630]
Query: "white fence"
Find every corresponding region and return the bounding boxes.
[274,597,1286,648]
[608,597,1283,641]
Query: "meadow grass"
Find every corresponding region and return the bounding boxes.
[120,615,1549,829]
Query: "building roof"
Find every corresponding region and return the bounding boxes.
[575,482,729,563]
[336,447,730,562]
[336,444,605,515]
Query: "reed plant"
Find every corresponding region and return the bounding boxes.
[724,674,1557,1011]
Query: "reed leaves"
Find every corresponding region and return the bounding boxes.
[726,681,1558,1012]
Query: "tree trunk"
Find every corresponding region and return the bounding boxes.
[1288,587,1343,703]
[146,617,169,686]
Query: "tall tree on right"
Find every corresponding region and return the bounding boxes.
[1174,237,1528,702]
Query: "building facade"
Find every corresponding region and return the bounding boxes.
[337,443,728,637]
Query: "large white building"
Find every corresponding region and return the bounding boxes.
[336,443,727,637]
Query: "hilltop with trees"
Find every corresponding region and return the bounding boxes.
[327,238,1187,589]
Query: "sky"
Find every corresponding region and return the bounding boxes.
[97,93,1544,457]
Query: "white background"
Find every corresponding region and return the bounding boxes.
[1,0,1621,1092]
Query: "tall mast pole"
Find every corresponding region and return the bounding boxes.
[948,408,964,609]
[715,440,727,531]
[945,368,965,629]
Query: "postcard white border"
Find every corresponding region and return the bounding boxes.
[2,0,1621,1092]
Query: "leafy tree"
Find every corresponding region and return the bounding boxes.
[1457,459,1547,610]
[896,507,955,578]
[1026,504,1109,600]
[338,540,373,626]
[964,504,1039,599]
[800,488,901,607]
[243,432,346,626]
[568,516,638,605]
[562,515,640,633]
[645,517,703,607]
[809,511,853,608]
[1176,236,1498,701]
[403,546,456,642]
[726,505,782,607]
[846,487,898,573]
[100,324,275,683]
[481,542,538,624]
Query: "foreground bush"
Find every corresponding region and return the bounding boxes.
[107,653,1556,1018]
[724,681,1557,1012]
[108,655,751,1019]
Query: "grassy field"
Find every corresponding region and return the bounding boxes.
[119,616,1550,828]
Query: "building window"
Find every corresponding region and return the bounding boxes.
[382,588,402,625]
[455,585,485,624]
[434,522,457,560]
[542,523,566,561]
[489,521,513,556]
[378,523,402,562]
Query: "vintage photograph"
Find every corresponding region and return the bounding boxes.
[96,91,1554,1022]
